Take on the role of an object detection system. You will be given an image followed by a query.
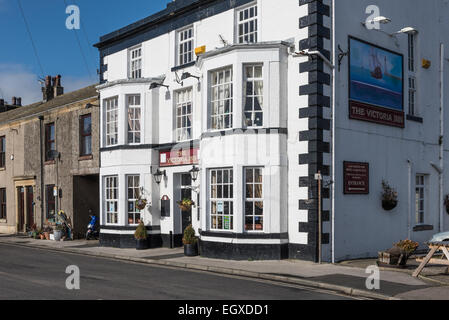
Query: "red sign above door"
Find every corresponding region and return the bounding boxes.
[160,148,199,167]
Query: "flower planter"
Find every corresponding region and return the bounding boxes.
[382,200,397,211]
[136,239,148,250]
[184,243,199,257]
[177,201,195,212]
[44,232,50,240]
[54,230,62,242]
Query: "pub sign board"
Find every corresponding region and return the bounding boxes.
[160,148,199,167]
[344,162,370,195]
[349,36,404,128]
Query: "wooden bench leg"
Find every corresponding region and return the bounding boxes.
[413,247,438,278]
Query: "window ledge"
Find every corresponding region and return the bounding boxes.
[44,160,56,166]
[0,219,6,224]
[0,167,5,172]
[407,114,423,123]
[171,61,196,72]
[79,155,93,161]
[413,224,434,232]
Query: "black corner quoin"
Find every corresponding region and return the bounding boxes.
[296,0,331,262]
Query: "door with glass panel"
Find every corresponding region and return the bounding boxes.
[180,174,192,233]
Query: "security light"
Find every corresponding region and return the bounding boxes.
[368,16,391,24]
[180,72,200,81]
[395,27,418,35]
[149,82,169,90]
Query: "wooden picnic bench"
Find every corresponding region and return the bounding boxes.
[412,241,449,278]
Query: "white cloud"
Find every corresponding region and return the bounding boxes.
[0,64,95,106]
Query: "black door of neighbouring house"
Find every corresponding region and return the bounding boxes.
[180,174,192,233]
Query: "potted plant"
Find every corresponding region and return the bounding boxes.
[43,226,52,240]
[38,229,45,240]
[134,222,148,250]
[378,239,419,268]
[177,198,195,211]
[183,225,199,257]
[381,180,398,211]
[54,224,64,242]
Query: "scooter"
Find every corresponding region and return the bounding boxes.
[86,214,99,240]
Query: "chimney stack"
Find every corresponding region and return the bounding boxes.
[12,96,16,106]
[16,97,22,106]
[0,99,4,106]
[42,75,64,102]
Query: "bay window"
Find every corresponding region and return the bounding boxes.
[244,65,263,127]
[105,176,118,224]
[104,97,118,146]
[127,175,141,225]
[210,67,233,130]
[127,95,141,144]
[245,168,264,231]
[210,168,234,231]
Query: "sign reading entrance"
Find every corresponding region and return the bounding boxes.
[160,148,199,167]
[344,162,370,194]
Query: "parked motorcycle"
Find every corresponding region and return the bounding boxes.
[86,214,99,240]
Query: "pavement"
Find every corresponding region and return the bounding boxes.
[1,234,448,300]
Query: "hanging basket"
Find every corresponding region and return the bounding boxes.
[177,200,195,211]
[382,199,398,211]
[135,199,148,211]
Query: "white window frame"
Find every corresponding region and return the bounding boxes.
[129,45,142,79]
[127,175,141,226]
[244,167,264,232]
[174,88,193,142]
[243,64,264,127]
[104,176,118,225]
[126,94,142,144]
[236,2,258,44]
[415,174,426,225]
[209,168,234,231]
[177,26,194,66]
[104,96,119,147]
[209,67,233,130]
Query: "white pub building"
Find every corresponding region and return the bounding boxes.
[95,0,449,262]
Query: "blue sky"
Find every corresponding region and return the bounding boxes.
[0,0,168,104]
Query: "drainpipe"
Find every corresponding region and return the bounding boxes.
[407,159,412,239]
[331,0,336,264]
[439,43,445,233]
[38,116,44,229]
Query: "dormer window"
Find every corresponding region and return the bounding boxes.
[129,46,142,79]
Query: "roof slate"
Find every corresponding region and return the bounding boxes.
[0,84,98,126]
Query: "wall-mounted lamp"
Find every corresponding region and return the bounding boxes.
[181,72,200,82]
[153,168,167,185]
[149,82,170,91]
[189,166,200,182]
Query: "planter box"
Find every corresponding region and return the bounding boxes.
[378,251,408,268]
[184,243,199,257]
